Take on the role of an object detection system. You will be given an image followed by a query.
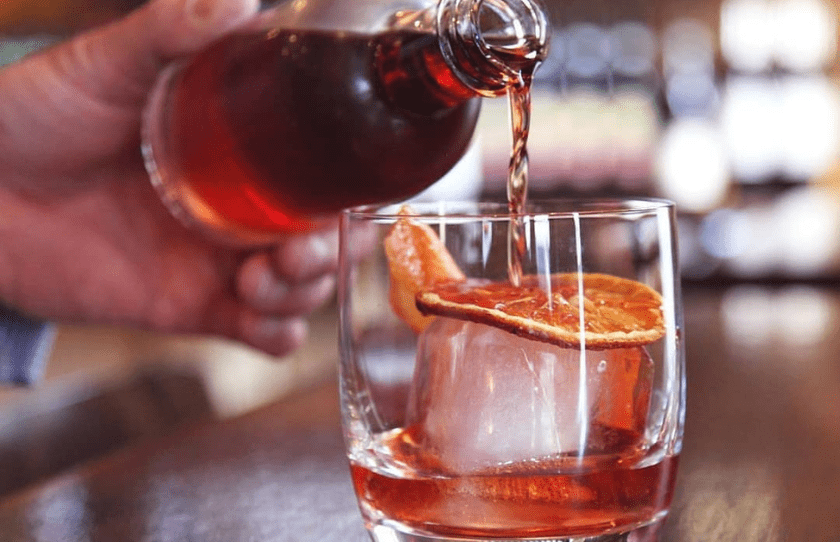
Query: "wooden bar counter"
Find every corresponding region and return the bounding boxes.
[0,286,838,541]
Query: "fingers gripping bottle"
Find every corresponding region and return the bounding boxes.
[142,0,549,243]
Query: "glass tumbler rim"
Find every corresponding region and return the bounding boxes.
[342,197,675,221]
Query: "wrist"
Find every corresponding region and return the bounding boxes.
[0,304,56,386]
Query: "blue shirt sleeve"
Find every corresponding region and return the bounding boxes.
[0,305,56,386]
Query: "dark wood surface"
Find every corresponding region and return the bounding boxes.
[0,370,213,498]
[0,287,838,541]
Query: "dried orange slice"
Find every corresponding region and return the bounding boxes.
[416,273,665,349]
[384,207,466,333]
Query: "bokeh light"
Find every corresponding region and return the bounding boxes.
[655,118,729,213]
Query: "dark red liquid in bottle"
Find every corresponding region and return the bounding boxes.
[163,29,481,234]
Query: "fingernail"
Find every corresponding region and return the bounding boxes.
[310,231,339,264]
[256,268,290,303]
[186,0,217,24]
[186,0,254,28]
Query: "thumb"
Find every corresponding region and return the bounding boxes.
[0,0,259,180]
[67,0,260,99]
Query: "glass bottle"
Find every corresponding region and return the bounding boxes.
[142,0,549,243]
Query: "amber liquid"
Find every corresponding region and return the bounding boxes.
[506,84,532,286]
[161,29,481,234]
[351,423,678,539]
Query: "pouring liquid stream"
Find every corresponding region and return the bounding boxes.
[506,82,532,287]
[473,8,546,286]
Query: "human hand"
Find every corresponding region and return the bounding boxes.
[0,0,342,357]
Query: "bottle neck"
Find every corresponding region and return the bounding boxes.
[374,0,548,115]
[436,0,550,96]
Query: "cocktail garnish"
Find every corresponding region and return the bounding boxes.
[384,206,466,333]
[416,273,665,349]
[385,208,665,347]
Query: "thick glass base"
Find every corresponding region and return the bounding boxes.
[366,514,667,542]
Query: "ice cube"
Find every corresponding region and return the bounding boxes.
[407,317,653,473]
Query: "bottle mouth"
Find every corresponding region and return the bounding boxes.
[439,0,550,93]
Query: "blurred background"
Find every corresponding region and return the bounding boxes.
[481,0,840,284]
[0,0,838,497]
[484,0,840,283]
